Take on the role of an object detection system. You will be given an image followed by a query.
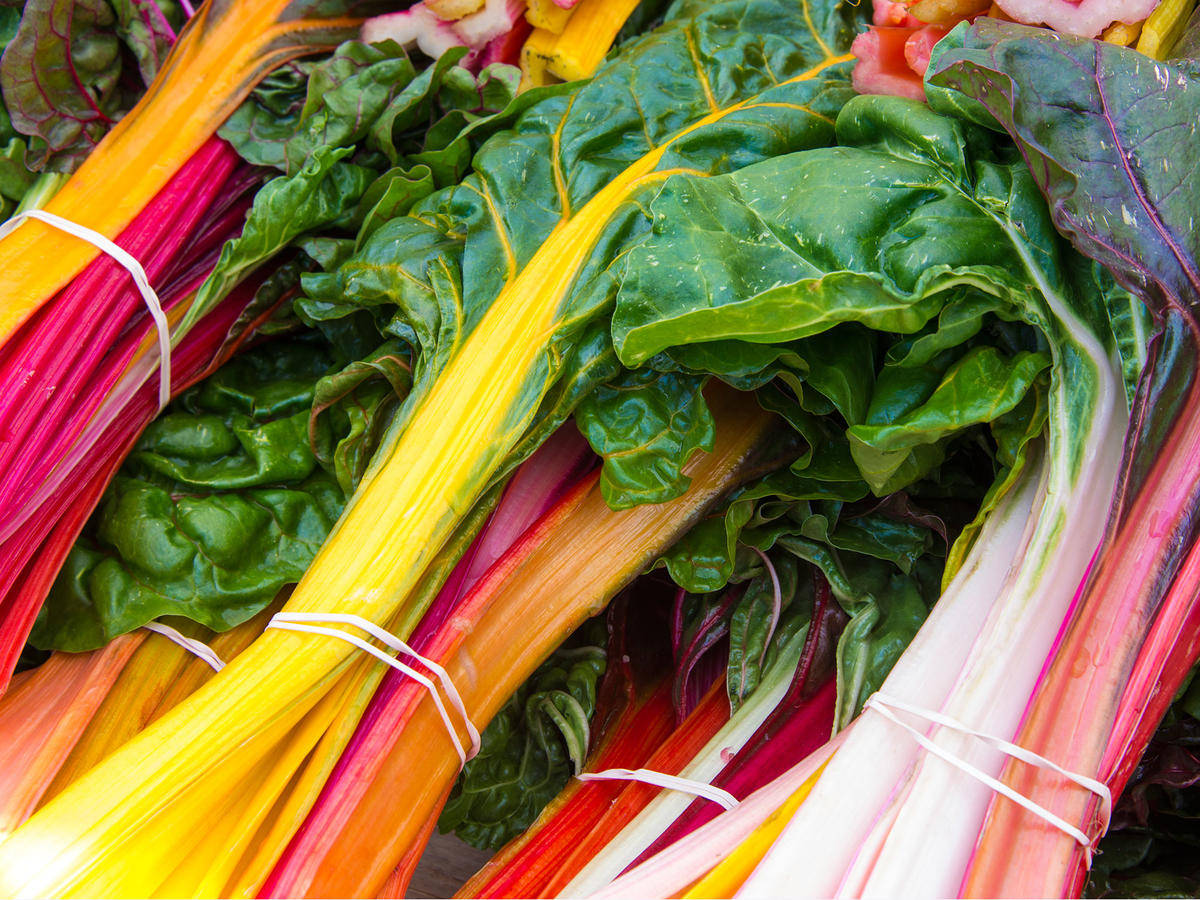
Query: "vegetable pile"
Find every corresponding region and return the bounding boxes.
[1,0,1199,896]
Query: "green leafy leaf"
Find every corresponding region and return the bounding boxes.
[440,634,606,850]
[575,368,714,509]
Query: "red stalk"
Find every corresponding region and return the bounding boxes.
[539,676,732,897]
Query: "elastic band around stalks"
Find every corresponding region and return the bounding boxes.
[142,622,225,672]
[865,692,1112,864]
[0,209,172,410]
[576,768,740,810]
[267,612,481,765]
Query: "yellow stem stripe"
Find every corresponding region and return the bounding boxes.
[0,51,848,897]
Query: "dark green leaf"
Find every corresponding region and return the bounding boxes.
[440,634,606,850]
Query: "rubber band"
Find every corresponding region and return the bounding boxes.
[865,692,1112,864]
[142,622,225,672]
[576,769,740,811]
[266,612,480,765]
[0,209,171,410]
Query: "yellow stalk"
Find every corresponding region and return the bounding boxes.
[147,602,282,725]
[44,606,280,800]
[1101,19,1144,45]
[1136,0,1196,57]
[681,763,827,899]
[151,751,282,899]
[51,670,332,899]
[546,0,642,81]
[0,53,850,898]
[521,28,562,88]
[0,0,360,343]
[155,658,376,898]
[525,0,574,33]
[222,659,391,898]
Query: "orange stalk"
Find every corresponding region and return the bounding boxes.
[540,678,731,898]
[458,677,678,899]
[0,633,143,837]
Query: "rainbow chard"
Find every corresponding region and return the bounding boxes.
[922,20,1200,897]
[595,87,1139,897]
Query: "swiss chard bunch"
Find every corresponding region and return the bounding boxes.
[27,41,546,653]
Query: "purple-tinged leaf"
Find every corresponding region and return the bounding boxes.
[929,19,1200,315]
[111,0,183,85]
[0,0,124,171]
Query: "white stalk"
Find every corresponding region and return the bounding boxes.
[742,243,1129,898]
[736,456,1045,897]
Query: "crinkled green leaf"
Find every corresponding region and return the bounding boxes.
[301,0,861,501]
[848,346,1050,495]
[727,554,802,712]
[30,334,413,651]
[440,633,606,850]
[575,368,714,509]
[217,60,315,170]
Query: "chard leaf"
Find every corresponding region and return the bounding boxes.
[929,20,1200,315]
[303,0,862,498]
[110,0,182,84]
[283,39,421,174]
[30,333,414,651]
[187,145,375,331]
[309,341,413,494]
[0,0,126,171]
[848,346,1050,495]
[32,473,344,651]
[928,22,1197,512]
[440,634,606,850]
[574,368,714,509]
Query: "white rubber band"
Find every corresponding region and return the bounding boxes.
[266,612,480,765]
[141,622,225,672]
[0,209,172,409]
[865,692,1112,863]
[576,768,740,811]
